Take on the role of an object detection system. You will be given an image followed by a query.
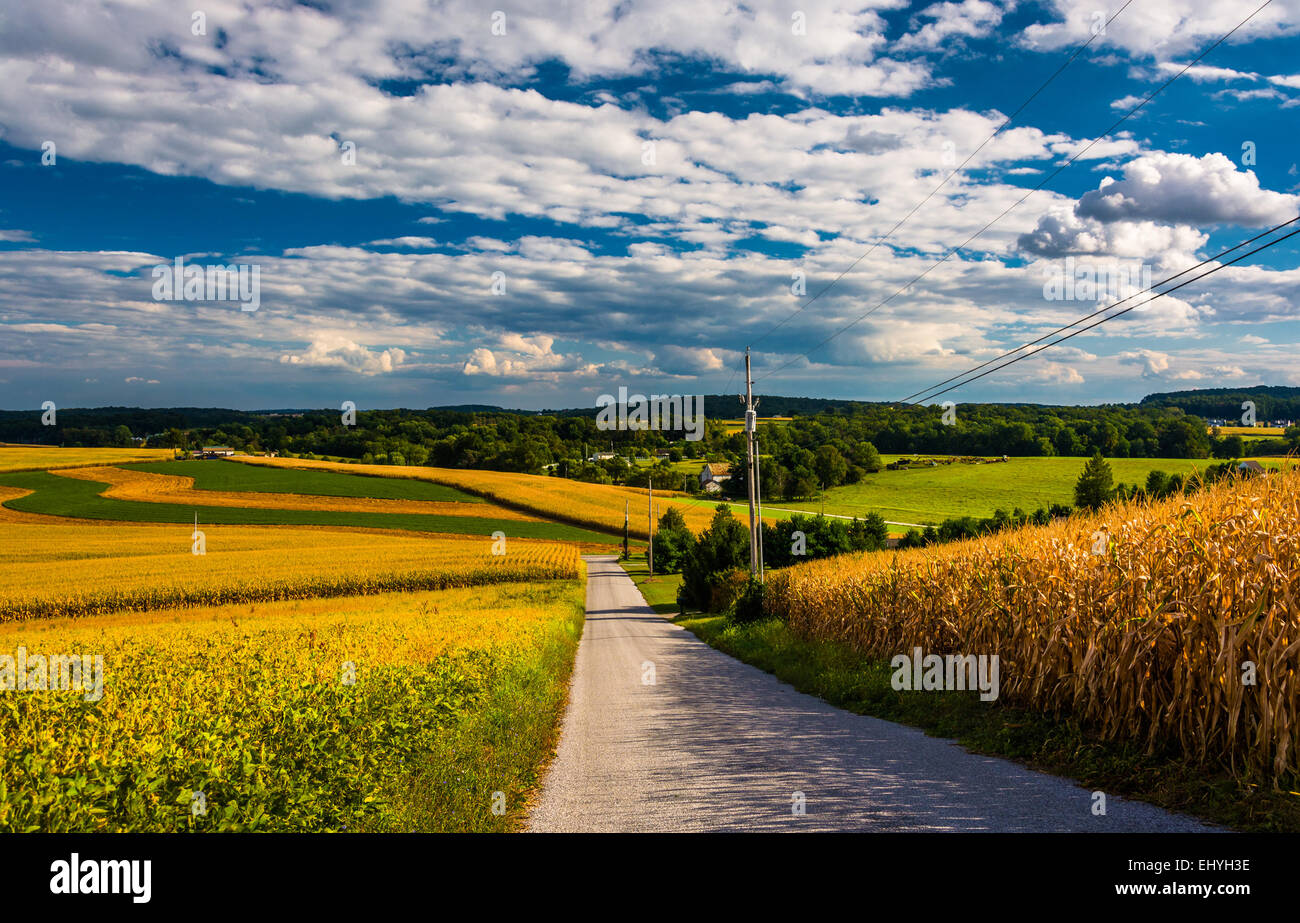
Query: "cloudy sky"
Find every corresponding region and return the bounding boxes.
[1,0,1298,411]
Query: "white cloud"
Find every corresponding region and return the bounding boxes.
[1017,207,1207,258]
[1019,0,1300,57]
[652,345,729,375]
[896,0,1007,51]
[367,237,440,248]
[280,335,407,375]
[1076,153,1299,226]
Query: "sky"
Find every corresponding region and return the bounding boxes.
[0,0,1298,412]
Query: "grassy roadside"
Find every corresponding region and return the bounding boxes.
[617,564,1300,833]
[617,556,680,615]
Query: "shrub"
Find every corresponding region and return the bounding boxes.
[731,576,766,624]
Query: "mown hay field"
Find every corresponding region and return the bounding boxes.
[0,445,174,472]
[233,455,731,537]
[0,520,581,621]
[0,469,614,544]
[0,579,585,832]
[1212,426,1286,436]
[764,468,1300,782]
[54,465,542,521]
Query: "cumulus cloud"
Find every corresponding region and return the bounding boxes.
[1076,153,1299,226]
[280,336,407,375]
[896,0,1007,51]
[462,334,597,379]
[1117,348,1173,377]
[1016,207,1207,258]
[652,345,729,376]
[1019,0,1300,57]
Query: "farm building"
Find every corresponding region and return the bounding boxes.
[192,446,236,459]
[698,462,731,492]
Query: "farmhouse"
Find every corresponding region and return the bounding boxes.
[192,446,236,459]
[1238,460,1266,474]
[698,462,731,493]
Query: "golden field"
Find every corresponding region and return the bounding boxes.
[233,455,740,537]
[0,445,174,472]
[1211,426,1286,436]
[52,465,542,521]
[0,579,585,831]
[0,520,581,620]
[764,468,1300,782]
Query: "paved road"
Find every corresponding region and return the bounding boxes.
[528,556,1220,833]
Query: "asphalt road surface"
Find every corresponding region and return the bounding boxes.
[527,555,1220,833]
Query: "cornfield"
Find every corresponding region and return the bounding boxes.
[234,455,742,537]
[764,467,1300,782]
[0,521,581,620]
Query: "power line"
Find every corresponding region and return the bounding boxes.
[897,214,1300,405]
[897,223,1300,404]
[751,0,1278,387]
[719,0,1137,397]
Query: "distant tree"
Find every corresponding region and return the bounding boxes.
[1214,434,1245,459]
[814,445,849,488]
[1156,416,1211,458]
[1074,451,1114,510]
[652,507,694,573]
[860,441,884,473]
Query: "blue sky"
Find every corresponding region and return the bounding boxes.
[0,0,1298,411]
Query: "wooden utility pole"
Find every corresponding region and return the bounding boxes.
[754,435,765,582]
[741,348,758,576]
[623,499,629,560]
[647,475,654,577]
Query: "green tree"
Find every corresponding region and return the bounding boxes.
[652,507,694,573]
[813,445,848,488]
[680,504,751,610]
[1073,451,1114,510]
[860,441,884,473]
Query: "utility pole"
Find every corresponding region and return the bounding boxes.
[647,475,654,577]
[754,435,765,582]
[740,348,758,576]
[623,499,629,560]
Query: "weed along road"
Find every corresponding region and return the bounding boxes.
[528,556,1219,833]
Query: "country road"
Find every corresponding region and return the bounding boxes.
[527,555,1220,833]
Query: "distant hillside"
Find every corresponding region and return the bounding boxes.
[1140,386,1300,422]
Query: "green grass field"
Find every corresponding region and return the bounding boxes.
[755,455,1231,524]
[130,459,484,501]
[0,470,614,543]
